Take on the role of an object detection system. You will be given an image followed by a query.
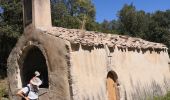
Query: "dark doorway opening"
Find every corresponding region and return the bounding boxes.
[107,71,118,82]
[21,46,49,88]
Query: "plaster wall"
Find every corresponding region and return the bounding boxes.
[70,45,108,100]
[32,0,52,28]
[111,48,170,100]
[70,45,170,100]
[110,47,170,100]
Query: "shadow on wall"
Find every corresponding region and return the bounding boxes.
[71,43,167,55]
[117,47,167,54]
[129,77,170,100]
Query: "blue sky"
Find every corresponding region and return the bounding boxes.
[92,0,170,23]
[0,7,3,13]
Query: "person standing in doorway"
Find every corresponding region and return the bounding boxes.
[16,71,42,100]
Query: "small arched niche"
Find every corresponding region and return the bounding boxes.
[20,46,49,88]
[106,71,119,100]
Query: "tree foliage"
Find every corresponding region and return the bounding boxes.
[118,4,151,38]
[51,0,97,30]
[0,0,23,78]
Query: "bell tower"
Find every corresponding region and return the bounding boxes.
[23,0,52,29]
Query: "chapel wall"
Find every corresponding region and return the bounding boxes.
[110,47,170,100]
[70,45,108,100]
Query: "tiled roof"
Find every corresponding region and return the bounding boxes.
[42,27,167,50]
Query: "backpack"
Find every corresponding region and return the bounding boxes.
[25,86,30,97]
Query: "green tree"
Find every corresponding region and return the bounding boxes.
[135,11,150,38]
[101,20,111,33]
[100,19,119,34]
[118,4,150,38]
[147,10,170,53]
[51,0,96,30]
[51,1,80,28]
[118,4,137,36]
[0,0,23,78]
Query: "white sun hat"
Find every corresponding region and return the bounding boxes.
[30,77,42,86]
[35,71,40,77]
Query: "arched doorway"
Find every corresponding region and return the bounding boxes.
[20,46,49,88]
[106,71,119,100]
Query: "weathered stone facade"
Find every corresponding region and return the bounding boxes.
[7,0,170,100]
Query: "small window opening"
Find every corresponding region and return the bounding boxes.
[20,46,49,88]
[24,0,32,26]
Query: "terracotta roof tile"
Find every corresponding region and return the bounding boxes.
[43,27,167,50]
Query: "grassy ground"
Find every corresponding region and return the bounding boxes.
[0,79,9,100]
[153,92,170,100]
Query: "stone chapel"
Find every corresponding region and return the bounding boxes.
[7,0,170,100]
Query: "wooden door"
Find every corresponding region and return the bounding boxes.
[107,77,117,100]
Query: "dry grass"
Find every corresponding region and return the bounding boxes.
[0,79,8,100]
